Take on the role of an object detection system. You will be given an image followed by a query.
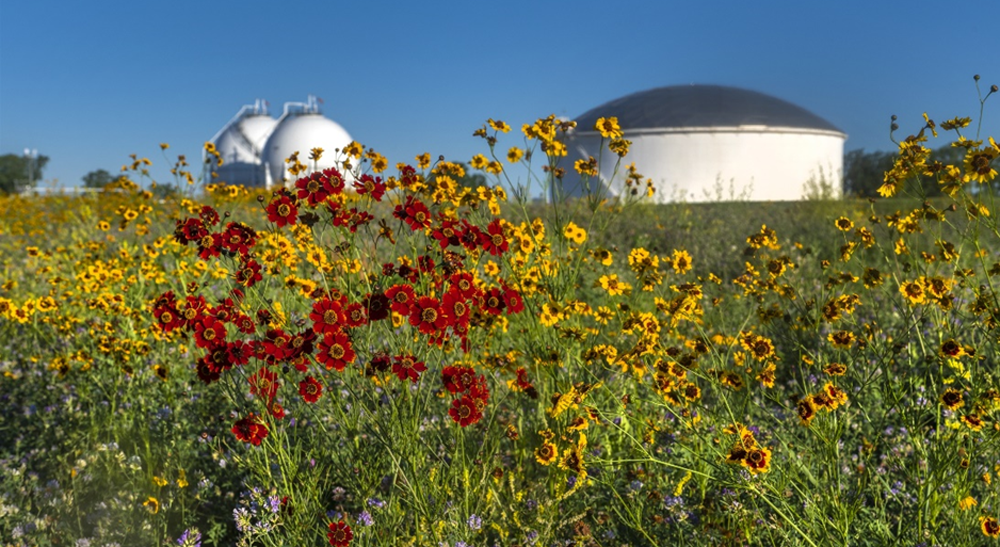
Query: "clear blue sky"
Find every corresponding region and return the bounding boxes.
[2,0,998,188]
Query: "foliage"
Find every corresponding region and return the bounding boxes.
[0,153,49,194]
[82,169,116,188]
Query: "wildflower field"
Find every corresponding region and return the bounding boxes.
[3,90,1000,547]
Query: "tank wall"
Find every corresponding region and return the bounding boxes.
[564,130,844,202]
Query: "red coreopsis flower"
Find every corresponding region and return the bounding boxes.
[299,376,323,403]
[268,402,285,419]
[196,232,223,260]
[481,287,507,316]
[392,354,427,383]
[366,352,392,376]
[479,219,508,256]
[266,192,298,227]
[235,258,263,288]
[220,222,257,257]
[431,217,463,249]
[449,395,483,427]
[409,296,447,335]
[193,317,227,349]
[175,218,208,244]
[261,329,292,363]
[442,365,478,394]
[353,174,386,201]
[153,300,182,333]
[441,290,471,329]
[345,208,375,233]
[285,329,317,360]
[459,220,483,252]
[502,285,525,315]
[417,255,435,274]
[317,329,356,372]
[327,520,353,547]
[225,340,252,367]
[295,171,336,207]
[195,355,223,384]
[363,291,391,322]
[177,295,208,329]
[385,284,417,315]
[310,297,347,334]
[249,367,279,401]
[343,302,368,328]
[449,272,479,300]
[199,205,220,226]
[232,413,269,446]
[393,196,432,231]
[234,313,257,335]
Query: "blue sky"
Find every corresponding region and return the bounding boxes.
[2,0,999,189]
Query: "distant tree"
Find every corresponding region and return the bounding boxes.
[843,148,895,198]
[82,169,115,188]
[0,153,49,194]
[150,182,181,199]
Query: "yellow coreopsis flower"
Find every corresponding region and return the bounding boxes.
[594,117,623,139]
[562,222,587,245]
[507,146,524,163]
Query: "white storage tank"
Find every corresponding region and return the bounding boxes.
[558,85,847,202]
[209,100,277,187]
[263,96,353,188]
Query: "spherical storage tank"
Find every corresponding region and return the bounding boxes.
[263,96,353,188]
[559,85,847,202]
[209,100,278,187]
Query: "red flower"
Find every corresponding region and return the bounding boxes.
[431,217,463,249]
[268,402,285,420]
[220,222,257,257]
[175,218,208,244]
[153,301,182,333]
[193,317,227,349]
[442,365,477,394]
[234,313,257,335]
[317,330,356,372]
[232,413,269,446]
[249,367,279,401]
[344,302,368,328]
[408,296,447,335]
[310,297,346,335]
[363,292,391,322]
[440,290,470,329]
[459,220,483,252]
[299,376,323,403]
[234,258,263,288]
[449,272,479,300]
[503,286,524,315]
[481,288,507,316]
[266,193,298,227]
[197,232,223,260]
[479,219,508,256]
[392,354,427,383]
[385,284,417,316]
[225,340,252,367]
[195,355,223,384]
[327,520,353,547]
[393,196,431,231]
[295,170,339,207]
[449,395,483,427]
[199,205,220,226]
[353,174,386,201]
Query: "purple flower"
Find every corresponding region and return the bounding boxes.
[467,514,482,530]
[357,511,373,526]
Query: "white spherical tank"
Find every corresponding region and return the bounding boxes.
[211,106,278,187]
[263,98,353,188]
[559,85,847,203]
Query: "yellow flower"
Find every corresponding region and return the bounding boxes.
[594,117,623,139]
[343,141,364,159]
[152,476,168,487]
[488,118,511,133]
[535,441,558,466]
[609,137,631,157]
[598,274,630,297]
[143,497,160,514]
[486,161,503,175]
[834,217,854,231]
[899,279,926,305]
[959,496,977,511]
[507,146,524,163]
[964,146,998,184]
[416,153,431,169]
[670,249,693,275]
[470,154,489,170]
[981,516,1000,538]
[562,221,587,245]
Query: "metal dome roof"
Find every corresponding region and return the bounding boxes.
[574,85,843,133]
[263,98,353,186]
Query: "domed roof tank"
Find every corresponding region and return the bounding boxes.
[263,96,353,188]
[210,100,277,187]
